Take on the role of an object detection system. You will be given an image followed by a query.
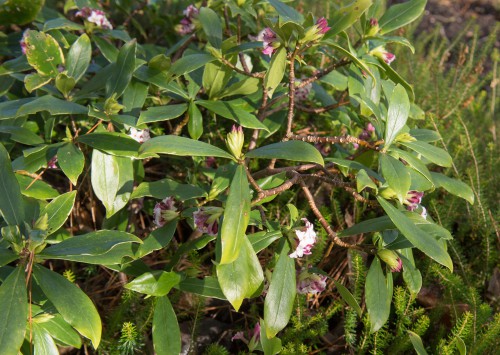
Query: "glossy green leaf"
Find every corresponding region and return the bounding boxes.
[264,242,296,339]
[390,148,433,185]
[400,141,452,167]
[188,101,203,140]
[0,249,18,267]
[220,77,260,98]
[457,336,466,355]
[25,30,64,77]
[33,323,59,355]
[106,39,137,98]
[153,296,181,355]
[176,277,226,300]
[38,314,82,348]
[16,174,59,199]
[357,169,378,193]
[0,125,44,145]
[196,100,268,131]
[377,197,453,271]
[329,0,373,36]
[55,73,76,97]
[384,84,410,150]
[0,98,36,120]
[401,249,422,296]
[33,265,101,348]
[91,149,119,216]
[15,95,87,117]
[268,0,304,25]
[380,153,410,204]
[263,47,286,98]
[365,257,391,332]
[66,34,91,82]
[57,143,85,185]
[249,230,282,253]
[139,135,234,160]
[408,128,441,142]
[0,144,25,226]
[334,280,362,317]
[43,18,84,31]
[379,0,427,35]
[135,220,177,258]
[326,41,376,82]
[170,53,216,76]
[220,165,250,264]
[203,61,232,99]
[0,266,28,355]
[430,172,474,204]
[109,155,134,217]
[246,140,324,166]
[123,80,148,112]
[131,178,206,200]
[408,331,429,355]
[377,59,415,102]
[78,132,140,158]
[137,103,187,125]
[24,73,52,93]
[125,271,181,296]
[93,35,118,62]
[217,236,264,310]
[328,157,384,181]
[260,319,282,355]
[199,7,222,48]
[40,191,76,236]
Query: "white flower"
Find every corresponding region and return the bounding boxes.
[76,8,113,30]
[129,128,150,143]
[289,218,317,258]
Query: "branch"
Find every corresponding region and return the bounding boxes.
[297,59,351,88]
[287,133,382,151]
[295,100,350,114]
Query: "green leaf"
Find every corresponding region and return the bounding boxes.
[216,236,264,311]
[357,169,378,193]
[39,230,142,264]
[401,249,422,296]
[15,96,87,117]
[377,197,453,271]
[199,7,222,49]
[263,47,286,98]
[219,77,260,98]
[408,128,441,142]
[137,103,187,125]
[176,276,226,299]
[246,141,324,166]
[390,148,433,186]
[188,101,203,140]
[196,100,269,131]
[33,265,101,348]
[38,314,82,348]
[25,30,64,77]
[376,59,415,102]
[109,155,134,217]
[333,280,363,317]
[384,84,410,150]
[329,0,373,36]
[43,18,84,31]
[131,178,206,200]
[135,220,177,258]
[203,61,233,99]
[430,172,474,204]
[66,34,91,82]
[0,125,44,145]
[91,149,119,216]
[220,165,251,264]
[93,36,118,63]
[325,41,376,82]
[0,144,25,226]
[365,257,391,332]
[170,53,216,76]
[0,266,28,355]
[123,80,148,112]
[408,331,429,355]
[125,271,181,296]
[33,323,59,355]
[456,336,466,355]
[40,191,76,236]
[77,132,140,158]
[264,242,296,339]
[16,174,59,199]
[0,249,18,267]
[249,230,282,253]
[152,296,181,355]
[260,319,282,355]
[379,0,427,35]
[268,0,304,25]
[0,98,36,120]
[57,143,85,185]
[379,153,410,204]
[55,73,76,97]
[24,73,52,93]
[400,141,452,167]
[139,135,234,160]
[106,40,137,99]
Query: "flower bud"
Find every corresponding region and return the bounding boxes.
[367,18,380,36]
[193,206,223,236]
[226,125,244,159]
[377,249,403,272]
[129,127,151,143]
[153,197,178,227]
[370,46,396,65]
[297,269,328,294]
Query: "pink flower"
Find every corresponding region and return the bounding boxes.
[262,28,278,56]
[289,218,317,258]
[177,4,199,35]
[47,156,58,169]
[205,156,217,168]
[153,197,178,227]
[315,17,331,34]
[370,18,379,27]
[231,323,260,346]
[20,29,29,55]
[370,46,396,65]
[193,207,223,236]
[378,249,403,272]
[128,128,150,143]
[297,269,328,294]
[366,123,375,132]
[404,190,424,211]
[295,79,312,102]
[76,8,113,29]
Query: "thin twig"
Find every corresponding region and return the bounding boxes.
[287,133,382,150]
[297,59,351,88]
[295,100,349,113]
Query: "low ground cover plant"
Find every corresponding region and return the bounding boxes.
[0,0,491,353]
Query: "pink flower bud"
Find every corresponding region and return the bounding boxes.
[193,207,223,236]
[76,8,113,29]
[153,197,178,227]
[315,17,331,34]
[297,268,328,294]
[128,128,151,143]
[378,249,403,272]
[47,156,58,169]
[370,46,396,65]
[261,28,278,56]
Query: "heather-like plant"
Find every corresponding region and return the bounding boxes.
[0,0,476,353]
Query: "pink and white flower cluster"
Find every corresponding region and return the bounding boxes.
[193,207,223,236]
[20,29,29,55]
[353,123,375,149]
[153,197,179,227]
[289,218,318,258]
[128,128,150,143]
[404,190,427,219]
[178,5,199,35]
[297,269,328,294]
[76,8,113,30]
[295,79,312,102]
